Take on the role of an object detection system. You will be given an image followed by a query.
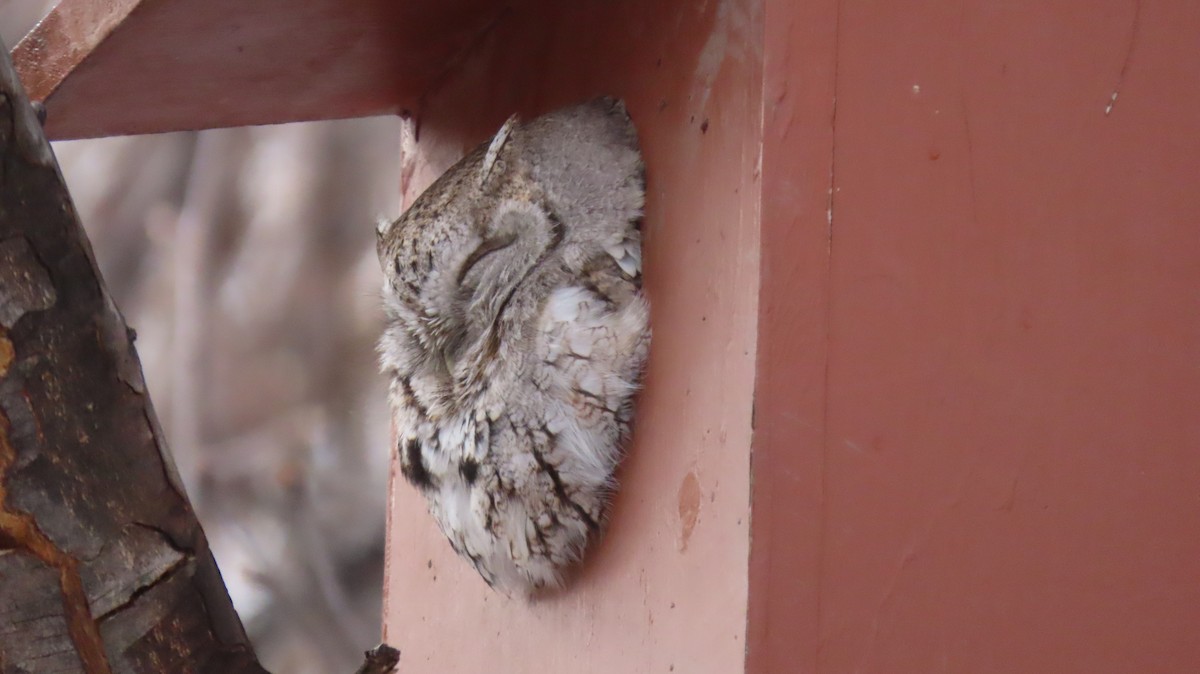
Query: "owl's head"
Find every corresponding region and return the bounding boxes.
[377,97,644,389]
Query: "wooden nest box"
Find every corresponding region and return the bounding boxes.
[12,0,1200,671]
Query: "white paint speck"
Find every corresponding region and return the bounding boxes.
[1105,91,1119,115]
[911,84,921,95]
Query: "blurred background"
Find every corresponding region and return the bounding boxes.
[4,5,401,673]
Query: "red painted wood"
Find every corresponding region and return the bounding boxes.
[752,0,1200,671]
[380,2,762,671]
[746,0,839,672]
[12,0,503,139]
[12,0,1200,670]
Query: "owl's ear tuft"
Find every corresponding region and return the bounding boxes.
[375,216,393,263]
[480,114,519,187]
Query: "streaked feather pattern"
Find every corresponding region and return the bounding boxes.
[377,98,649,593]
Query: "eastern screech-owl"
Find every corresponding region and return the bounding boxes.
[376,98,650,593]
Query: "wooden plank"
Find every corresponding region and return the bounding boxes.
[12,0,504,139]
[745,0,840,671]
[380,1,762,671]
[814,1,1200,670]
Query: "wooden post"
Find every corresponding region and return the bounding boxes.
[381,2,762,671]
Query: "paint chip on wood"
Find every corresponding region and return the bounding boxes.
[677,470,702,551]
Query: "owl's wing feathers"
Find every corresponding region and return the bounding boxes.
[536,285,650,484]
[605,231,643,278]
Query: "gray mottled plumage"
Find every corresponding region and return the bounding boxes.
[376,98,650,593]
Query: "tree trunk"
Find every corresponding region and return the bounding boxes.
[0,38,267,674]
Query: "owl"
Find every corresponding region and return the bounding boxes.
[376,98,650,594]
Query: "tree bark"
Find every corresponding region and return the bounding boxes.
[0,39,267,674]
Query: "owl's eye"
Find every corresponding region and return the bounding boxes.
[457,234,517,285]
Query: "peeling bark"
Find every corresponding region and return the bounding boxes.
[0,39,266,674]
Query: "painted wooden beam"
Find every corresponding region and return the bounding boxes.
[11,0,505,139]
[381,2,761,671]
